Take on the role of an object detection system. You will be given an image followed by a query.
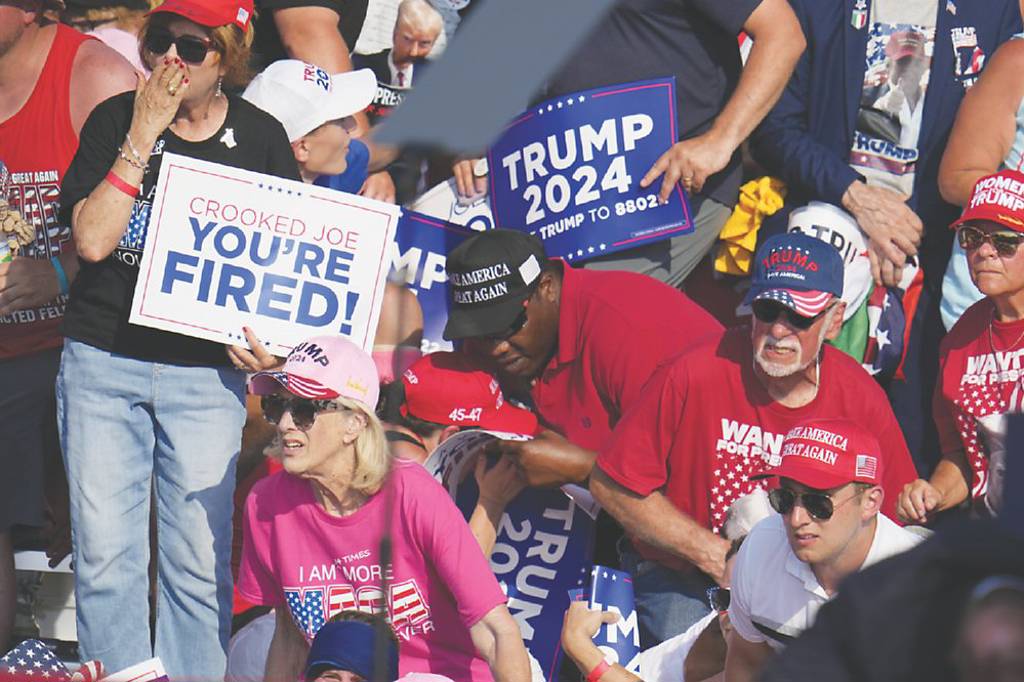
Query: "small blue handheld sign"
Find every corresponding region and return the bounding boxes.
[579,565,642,674]
[488,77,692,263]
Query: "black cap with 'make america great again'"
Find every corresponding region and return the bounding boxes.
[443,229,547,341]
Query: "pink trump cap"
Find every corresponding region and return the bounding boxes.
[249,335,380,410]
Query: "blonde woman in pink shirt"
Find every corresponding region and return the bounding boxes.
[237,335,530,682]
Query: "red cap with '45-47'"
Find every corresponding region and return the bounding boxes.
[401,352,539,435]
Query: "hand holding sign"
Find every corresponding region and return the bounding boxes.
[474,453,527,508]
[488,78,693,262]
[560,602,621,668]
[226,326,283,372]
[641,129,736,201]
[485,429,595,487]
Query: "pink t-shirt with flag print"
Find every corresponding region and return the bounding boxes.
[238,459,506,681]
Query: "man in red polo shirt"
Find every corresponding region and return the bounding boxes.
[442,229,723,486]
[590,233,918,646]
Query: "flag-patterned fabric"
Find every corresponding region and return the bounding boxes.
[0,640,70,682]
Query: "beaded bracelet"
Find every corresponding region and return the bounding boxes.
[118,146,146,171]
[124,132,145,163]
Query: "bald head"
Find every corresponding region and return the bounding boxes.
[391,0,442,70]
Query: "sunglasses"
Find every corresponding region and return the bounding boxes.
[957,225,1024,258]
[260,394,344,431]
[144,26,216,65]
[706,586,730,613]
[751,299,830,331]
[484,307,528,342]
[768,486,861,522]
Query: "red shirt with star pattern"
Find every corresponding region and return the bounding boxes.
[597,327,918,571]
[934,299,1024,510]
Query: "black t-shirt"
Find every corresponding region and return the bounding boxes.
[540,0,760,208]
[252,0,369,70]
[59,92,301,366]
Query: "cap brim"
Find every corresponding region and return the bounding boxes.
[950,214,1024,233]
[322,68,378,120]
[752,467,850,490]
[480,406,539,436]
[443,295,528,341]
[147,2,226,27]
[745,288,834,316]
[249,371,340,399]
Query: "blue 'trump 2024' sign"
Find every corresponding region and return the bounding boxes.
[487,78,692,262]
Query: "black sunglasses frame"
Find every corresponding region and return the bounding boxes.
[751,299,830,331]
[260,395,342,431]
[957,225,1024,258]
[484,307,528,342]
[769,486,840,521]
[144,26,216,66]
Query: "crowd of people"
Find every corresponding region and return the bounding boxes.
[1,0,1023,680]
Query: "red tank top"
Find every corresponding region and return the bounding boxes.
[0,25,91,359]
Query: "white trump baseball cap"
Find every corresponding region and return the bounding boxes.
[243,60,377,142]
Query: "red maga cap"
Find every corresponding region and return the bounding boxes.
[951,169,1024,233]
[148,0,254,31]
[400,352,539,435]
[754,417,883,490]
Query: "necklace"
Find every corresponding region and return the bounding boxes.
[987,309,1024,355]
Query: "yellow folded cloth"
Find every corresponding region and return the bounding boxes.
[714,176,787,275]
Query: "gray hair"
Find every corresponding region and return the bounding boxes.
[396,0,443,34]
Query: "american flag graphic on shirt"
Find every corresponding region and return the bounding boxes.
[118,199,151,252]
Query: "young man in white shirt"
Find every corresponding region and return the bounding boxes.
[725,417,925,682]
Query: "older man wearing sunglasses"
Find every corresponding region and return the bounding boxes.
[591,232,918,646]
[898,169,1024,524]
[724,418,924,682]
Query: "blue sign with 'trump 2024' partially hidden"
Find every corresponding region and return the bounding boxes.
[487,78,692,263]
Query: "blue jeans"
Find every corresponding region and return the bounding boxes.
[56,340,246,680]
[619,548,714,649]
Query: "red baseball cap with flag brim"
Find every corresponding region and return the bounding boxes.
[400,352,539,435]
[753,417,883,490]
[148,0,254,31]
[249,335,380,410]
[951,169,1024,233]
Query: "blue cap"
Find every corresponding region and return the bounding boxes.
[743,233,844,316]
[304,621,399,681]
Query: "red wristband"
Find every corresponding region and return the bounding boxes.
[586,659,611,682]
[105,171,138,198]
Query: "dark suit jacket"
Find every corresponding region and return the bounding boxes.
[751,0,1022,283]
[352,49,431,87]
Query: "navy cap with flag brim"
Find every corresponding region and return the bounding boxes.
[744,232,844,315]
